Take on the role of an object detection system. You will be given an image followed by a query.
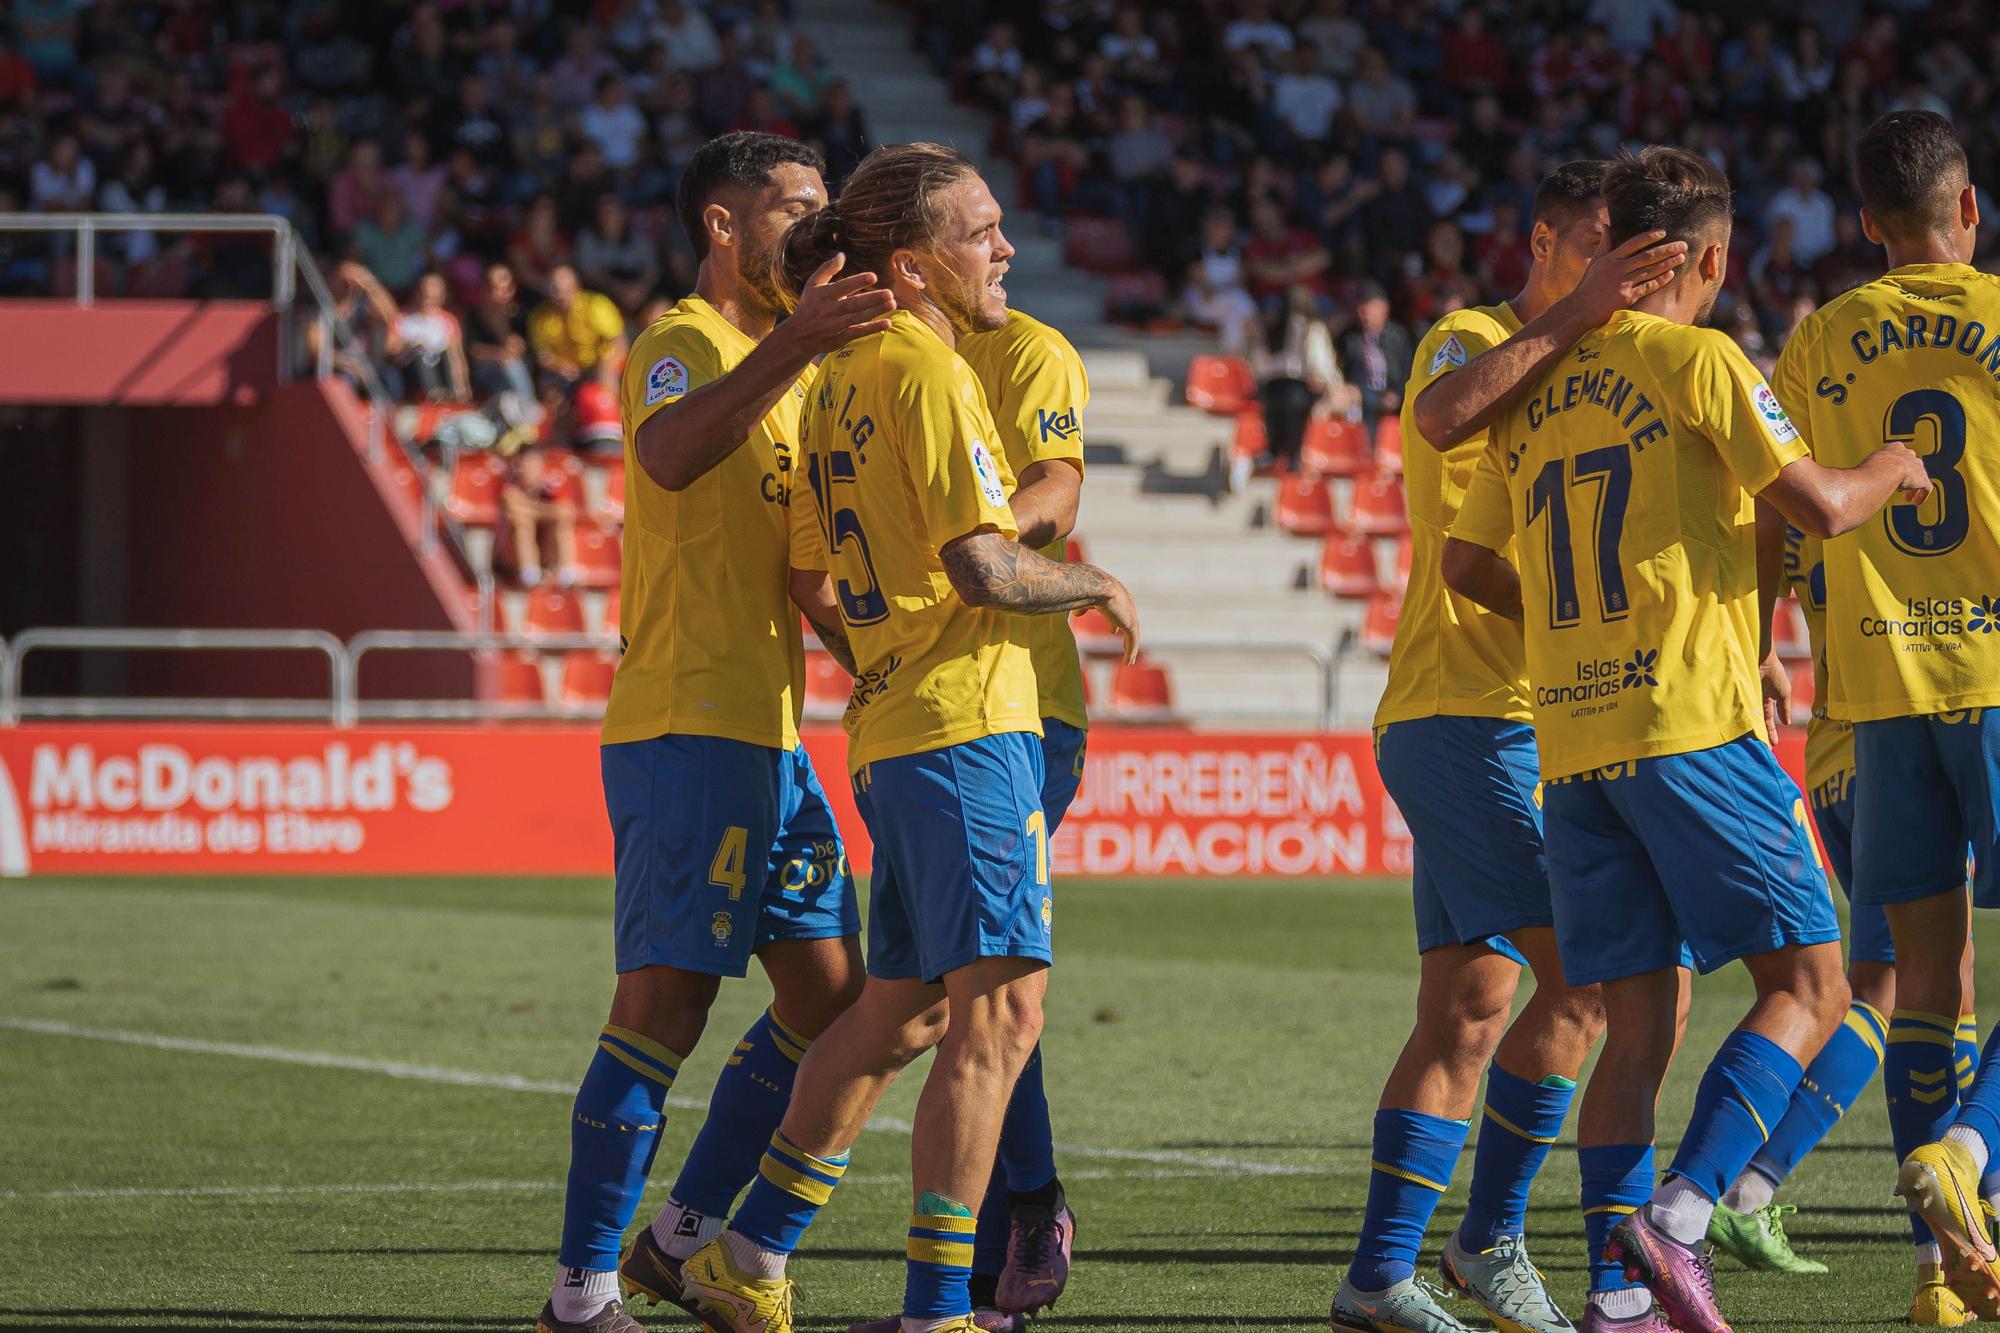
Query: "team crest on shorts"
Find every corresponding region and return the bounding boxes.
[646,356,689,406]
[1040,896,1053,932]
[710,910,734,947]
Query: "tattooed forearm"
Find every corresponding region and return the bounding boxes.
[812,616,859,676]
[942,531,1113,613]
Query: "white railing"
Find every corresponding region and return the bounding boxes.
[0,630,1354,730]
[0,212,492,619]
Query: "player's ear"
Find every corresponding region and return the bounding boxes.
[1962,184,1980,233]
[1858,206,1885,247]
[1528,219,1555,264]
[703,202,735,253]
[1702,239,1725,284]
[888,246,926,292]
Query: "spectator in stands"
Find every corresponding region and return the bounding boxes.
[312,260,404,397]
[352,189,428,296]
[1099,7,1159,80]
[1185,208,1260,355]
[1224,0,1294,61]
[1244,195,1331,308]
[1021,83,1091,223]
[29,132,94,212]
[1272,45,1342,150]
[657,0,722,73]
[1766,157,1838,265]
[575,193,660,317]
[466,263,537,401]
[1440,7,1510,101]
[1357,146,1431,282]
[580,73,646,173]
[1254,283,1350,470]
[83,66,151,168]
[812,79,870,186]
[972,22,1024,105]
[14,0,83,88]
[0,34,37,109]
[221,64,295,177]
[1339,282,1409,435]
[396,272,471,403]
[1348,47,1417,150]
[529,264,626,392]
[550,26,617,112]
[700,29,758,130]
[769,34,835,119]
[99,142,168,264]
[1405,220,1477,325]
[391,129,448,232]
[327,138,384,238]
[508,193,570,299]
[1589,0,1680,53]
[500,444,581,589]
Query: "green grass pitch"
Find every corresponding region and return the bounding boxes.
[0,875,1939,1330]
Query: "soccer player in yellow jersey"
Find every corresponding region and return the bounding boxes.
[1770,109,2000,1321]
[1340,161,1687,1333]
[679,144,1137,1333]
[1445,147,1930,1333]
[538,133,894,1333]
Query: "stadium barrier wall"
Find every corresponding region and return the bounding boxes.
[0,723,1812,880]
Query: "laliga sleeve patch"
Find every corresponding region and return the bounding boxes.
[1752,381,1800,445]
[1429,334,1468,376]
[644,356,689,406]
[969,438,1008,506]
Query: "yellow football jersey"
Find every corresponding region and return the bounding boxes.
[1770,262,2000,721]
[958,309,1090,731]
[789,310,1042,770]
[1454,310,1808,780]
[1375,301,1533,728]
[1783,525,1855,797]
[603,296,810,750]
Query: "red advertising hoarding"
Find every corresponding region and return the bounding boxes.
[0,724,1810,879]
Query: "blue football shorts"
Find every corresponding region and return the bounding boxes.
[1542,734,1837,986]
[855,730,1051,984]
[1853,710,1999,910]
[1374,715,1552,967]
[1040,718,1087,831]
[601,734,860,976]
[1807,770,1894,965]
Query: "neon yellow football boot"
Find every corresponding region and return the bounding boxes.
[679,1237,797,1333]
[1900,1140,2000,1300]
[1911,1263,1977,1327]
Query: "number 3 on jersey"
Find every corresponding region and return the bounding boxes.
[807,449,890,625]
[1526,443,1633,629]
[1884,388,1969,557]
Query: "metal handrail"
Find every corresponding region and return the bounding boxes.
[349,630,618,722]
[1134,636,1346,729]
[5,628,353,727]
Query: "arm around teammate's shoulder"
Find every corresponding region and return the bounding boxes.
[1758,446,1934,539]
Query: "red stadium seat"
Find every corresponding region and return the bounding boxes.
[1231,408,1269,463]
[1274,474,1336,537]
[1105,270,1169,322]
[1774,598,1810,661]
[597,587,621,636]
[1063,216,1136,273]
[1349,474,1409,537]
[572,381,624,450]
[1186,355,1255,414]
[1073,606,1126,656]
[1363,591,1403,657]
[490,651,548,707]
[446,455,505,525]
[574,522,622,588]
[559,650,619,708]
[1064,536,1087,565]
[525,587,586,637]
[600,458,626,524]
[1300,417,1369,476]
[1318,533,1380,599]
[1375,416,1404,473]
[1111,658,1176,720]
[803,650,852,719]
[541,449,585,503]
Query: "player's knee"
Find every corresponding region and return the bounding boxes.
[607,965,723,1054]
[883,1000,952,1068]
[1551,982,1607,1042]
[1848,960,1896,1017]
[1427,984,1512,1065]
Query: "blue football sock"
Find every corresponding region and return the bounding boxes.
[1887,1009,1960,1245]
[670,1008,811,1218]
[1668,1029,1803,1203]
[1348,1109,1469,1292]
[972,1166,1010,1279]
[906,1195,978,1320]
[1748,1001,1886,1187]
[999,1044,1058,1196]
[729,1131,850,1255]
[1580,1143,1654,1293]
[1459,1066,1574,1250]
[558,1024,683,1271]
[1950,1019,2000,1165]
[1959,1014,1981,1094]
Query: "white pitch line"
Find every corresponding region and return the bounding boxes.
[0,1016,1319,1178]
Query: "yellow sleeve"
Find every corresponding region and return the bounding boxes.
[620,321,722,435]
[1768,328,1815,454]
[900,362,1020,547]
[1686,332,1810,494]
[527,305,559,358]
[1449,438,1515,551]
[998,332,1088,470]
[788,442,829,573]
[1406,314,1503,406]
